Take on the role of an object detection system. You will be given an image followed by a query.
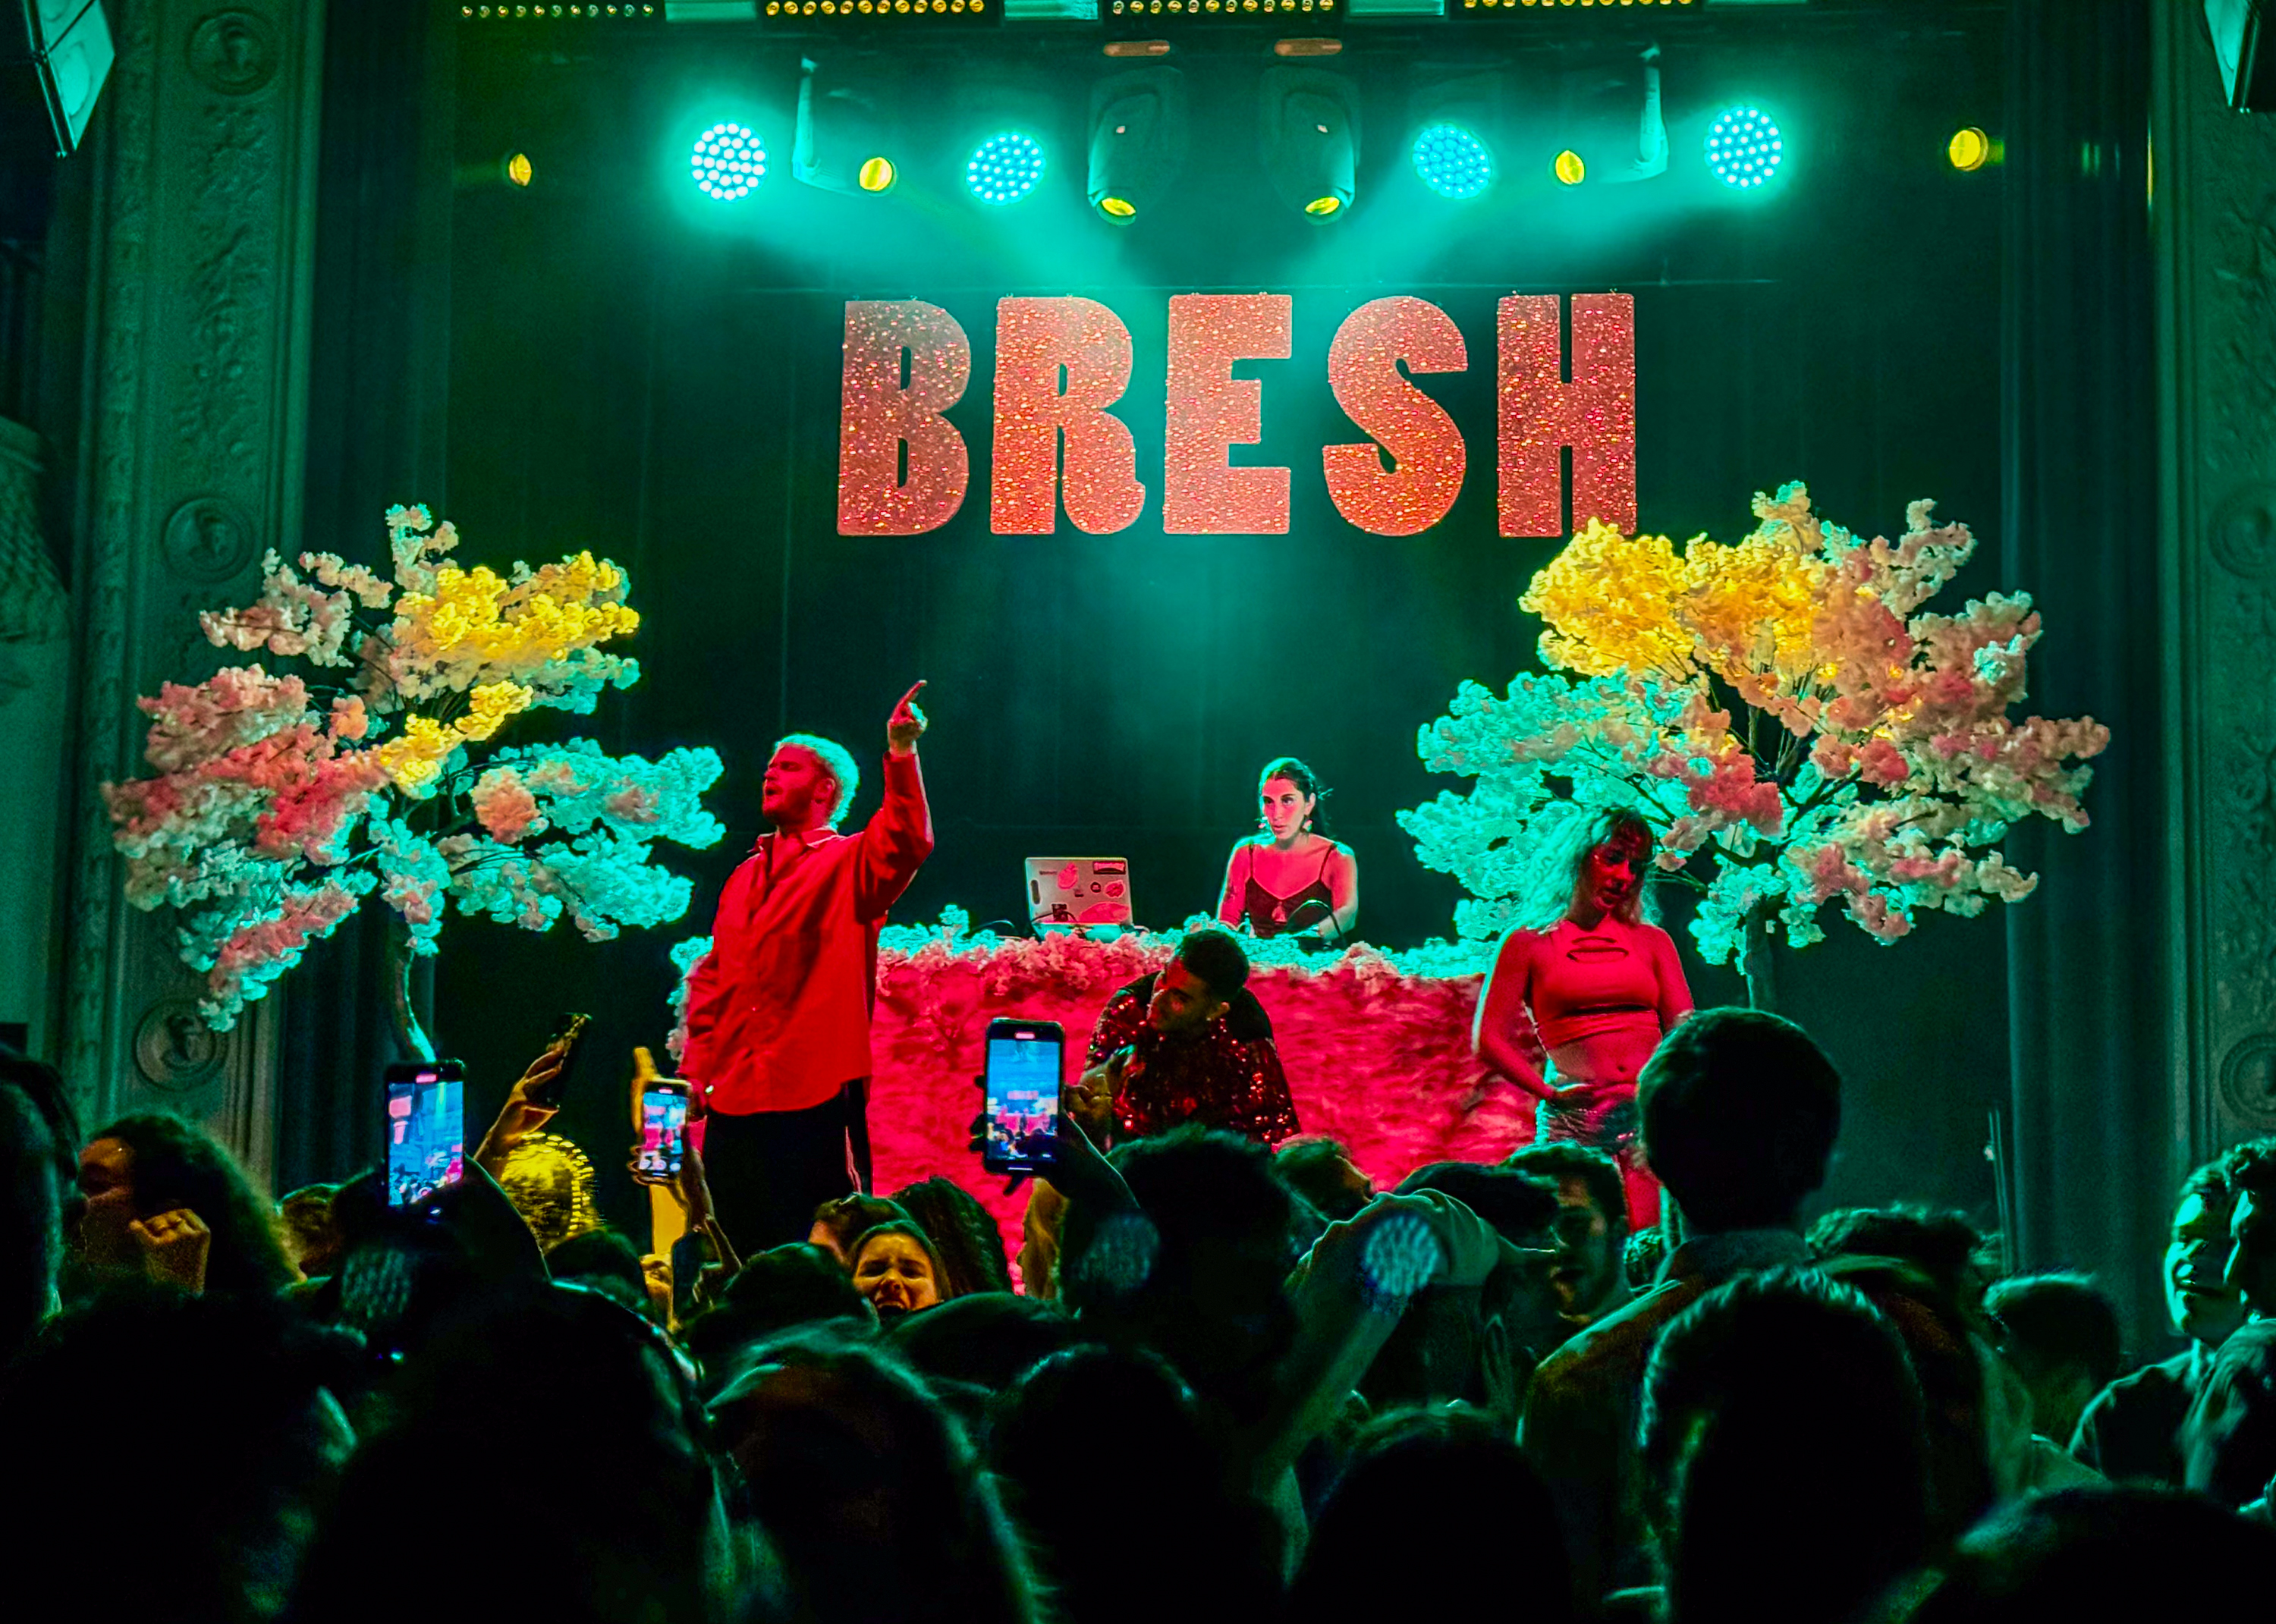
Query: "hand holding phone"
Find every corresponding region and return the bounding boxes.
[520,1013,591,1111]
[385,1060,468,1208]
[979,1019,1066,1177]
[628,1047,692,1183]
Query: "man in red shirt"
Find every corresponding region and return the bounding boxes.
[682,683,934,1251]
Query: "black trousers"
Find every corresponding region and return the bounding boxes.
[701,1080,872,1257]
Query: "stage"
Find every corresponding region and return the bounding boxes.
[781,919,1529,1264]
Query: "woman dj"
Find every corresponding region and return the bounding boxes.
[1216,758,1360,944]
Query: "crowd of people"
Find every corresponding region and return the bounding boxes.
[6,1001,2276,1624]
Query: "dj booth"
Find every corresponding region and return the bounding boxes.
[860,916,1531,1266]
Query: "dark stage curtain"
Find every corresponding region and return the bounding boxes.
[276,0,455,1192]
[2000,0,2171,1338]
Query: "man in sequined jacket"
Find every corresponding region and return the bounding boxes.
[1073,927,1299,1147]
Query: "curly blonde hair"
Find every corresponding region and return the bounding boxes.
[1511,805,1659,934]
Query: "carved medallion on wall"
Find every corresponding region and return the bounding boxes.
[187,11,279,97]
[2219,1032,2276,1127]
[2211,484,2276,580]
[161,495,258,583]
[133,997,227,1092]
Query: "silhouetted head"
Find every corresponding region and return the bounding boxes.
[1638,1010,1841,1233]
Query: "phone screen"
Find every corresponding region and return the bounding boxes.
[385,1063,465,1208]
[984,1025,1064,1174]
[637,1085,690,1177]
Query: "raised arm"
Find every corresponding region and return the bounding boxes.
[1474,929,1552,1101]
[1216,843,1250,928]
[854,682,936,920]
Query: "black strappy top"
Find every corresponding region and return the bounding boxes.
[1240,842,1338,939]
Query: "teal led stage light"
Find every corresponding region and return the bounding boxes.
[967,131,1046,205]
[1705,106,1782,190]
[690,121,766,200]
[1412,123,1492,200]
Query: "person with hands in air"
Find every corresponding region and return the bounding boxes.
[626,1046,743,1319]
[1240,1183,1514,1509]
[473,1026,576,1180]
[681,682,937,1252]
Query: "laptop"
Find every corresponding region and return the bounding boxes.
[1025,856,1135,934]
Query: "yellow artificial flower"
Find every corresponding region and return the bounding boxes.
[390,551,638,684]
[1682,530,1825,687]
[373,715,457,793]
[454,680,535,743]
[1521,522,1695,679]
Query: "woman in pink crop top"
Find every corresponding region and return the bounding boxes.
[1473,809,1693,1228]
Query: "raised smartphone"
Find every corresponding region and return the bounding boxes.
[635,1079,692,1179]
[384,1060,466,1208]
[981,1018,1064,1176]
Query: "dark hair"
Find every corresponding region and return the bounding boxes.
[5,1288,362,1624]
[991,1343,1284,1624]
[1176,926,1251,999]
[93,1113,294,1296]
[890,1290,1083,1389]
[1061,1127,1303,1418]
[1061,1126,1299,1308]
[808,1192,911,1259]
[1806,1204,1997,1309]
[1394,1161,1561,1245]
[296,1283,715,1624]
[1985,1271,2124,1391]
[1290,1409,1572,1624]
[543,1227,650,1313]
[711,1324,1045,1624]
[2218,1136,2276,1203]
[891,1176,1014,1296]
[684,1242,872,1393]
[1641,1268,1929,1624]
[1258,756,1331,834]
[1637,1009,1841,1231]
[1911,1484,2276,1624]
[2176,1154,2232,1211]
[0,1047,80,1192]
[1274,1135,1372,1223]
[1505,1142,1630,1238]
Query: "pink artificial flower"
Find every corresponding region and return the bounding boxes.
[603,785,659,823]
[1795,843,1870,903]
[138,668,312,774]
[1846,891,1914,943]
[472,768,542,843]
[1856,740,1909,788]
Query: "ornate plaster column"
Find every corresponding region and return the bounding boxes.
[2153,11,2276,1156]
[61,2,324,1185]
